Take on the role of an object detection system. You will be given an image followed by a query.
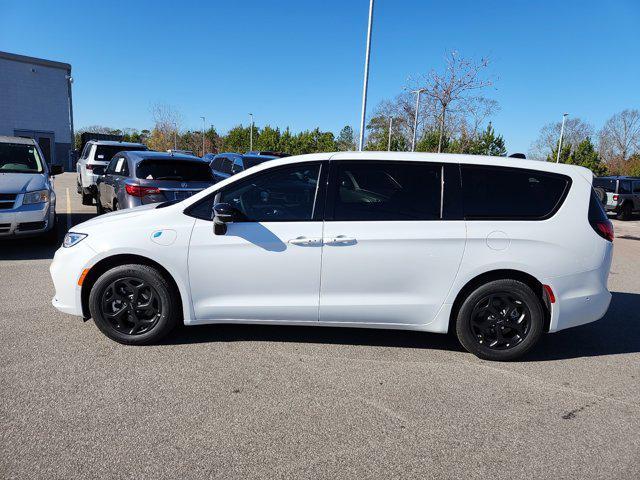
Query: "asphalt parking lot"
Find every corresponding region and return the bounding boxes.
[1,173,639,479]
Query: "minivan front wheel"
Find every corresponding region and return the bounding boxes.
[88,264,179,345]
[455,279,543,361]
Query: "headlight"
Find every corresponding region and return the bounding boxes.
[63,232,87,248]
[23,189,50,204]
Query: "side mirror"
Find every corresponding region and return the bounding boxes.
[49,164,64,176]
[212,202,239,235]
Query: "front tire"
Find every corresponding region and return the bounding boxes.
[88,264,179,345]
[455,279,544,361]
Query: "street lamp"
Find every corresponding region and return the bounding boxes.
[358,0,375,151]
[173,122,178,150]
[411,89,426,152]
[387,117,393,151]
[556,113,568,163]
[249,113,254,152]
[200,116,206,156]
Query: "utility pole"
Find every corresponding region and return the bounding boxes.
[200,116,206,156]
[556,113,568,163]
[173,122,177,150]
[411,89,426,152]
[358,0,374,151]
[387,117,393,151]
[249,113,254,152]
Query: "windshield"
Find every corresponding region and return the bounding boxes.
[95,145,146,163]
[243,156,274,169]
[136,160,214,182]
[593,178,617,193]
[0,143,44,173]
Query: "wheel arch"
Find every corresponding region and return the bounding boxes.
[81,253,185,321]
[447,269,550,334]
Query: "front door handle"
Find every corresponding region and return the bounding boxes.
[288,236,322,246]
[325,235,356,245]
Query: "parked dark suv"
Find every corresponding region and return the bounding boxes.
[204,152,281,183]
[593,176,640,220]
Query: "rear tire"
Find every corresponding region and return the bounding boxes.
[618,202,633,221]
[81,189,93,206]
[455,279,544,361]
[88,264,179,345]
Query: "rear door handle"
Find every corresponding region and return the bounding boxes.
[288,236,322,246]
[325,235,356,245]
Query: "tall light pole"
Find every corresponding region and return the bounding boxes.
[200,116,206,156]
[249,113,254,152]
[411,89,426,152]
[173,122,177,150]
[556,113,568,163]
[358,0,374,151]
[387,117,393,151]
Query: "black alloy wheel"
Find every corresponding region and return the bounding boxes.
[89,264,179,345]
[100,277,162,335]
[469,293,531,350]
[455,279,544,361]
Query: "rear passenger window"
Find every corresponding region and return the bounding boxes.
[461,166,571,220]
[331,162,442,221]
[619,181,632,194]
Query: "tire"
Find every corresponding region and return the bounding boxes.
[618,202,633,221]
[455,279,544,361]
[88,264,179,345]
[76,179,82,194]
[81,189,93,206]
[113,200,118,211]
[96,194,105,215]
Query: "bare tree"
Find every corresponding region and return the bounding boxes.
[598,109,640,166]
[148,103,183,152]
[415,51,495,152]
[529,117,593,160]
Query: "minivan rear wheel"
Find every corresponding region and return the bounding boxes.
[455,279,543,361]
[88,264,179,345]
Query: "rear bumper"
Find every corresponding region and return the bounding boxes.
[545,246,613,332]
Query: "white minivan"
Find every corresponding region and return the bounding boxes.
[50,152,613,361]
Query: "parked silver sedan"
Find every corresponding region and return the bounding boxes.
[96,151,214,213]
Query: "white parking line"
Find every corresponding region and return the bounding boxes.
[65,188,71,230]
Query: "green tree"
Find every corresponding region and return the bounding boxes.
[278,127,294,154]
[223,125,254,153]
[549,137,608,176]
[415,130,445,153]
[256,125,281,151]
[336,125,356,151]
[469,123,507,156]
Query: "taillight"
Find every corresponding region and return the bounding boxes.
[125,184,161,197]
[613,194,619,201]
[591,220,614,242]
[85,164,94,170]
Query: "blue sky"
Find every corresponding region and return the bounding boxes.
[2,0,639,153]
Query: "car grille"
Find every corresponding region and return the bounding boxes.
[0,223,11,233]
[0,193,17,210]
[17,221,46,232]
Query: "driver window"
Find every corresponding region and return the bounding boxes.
[220,163,321,222]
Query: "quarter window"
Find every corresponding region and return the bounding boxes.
[461,165,571,219]
[331,161,442,221]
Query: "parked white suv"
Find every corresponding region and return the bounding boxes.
[51,152,613,361]
[76,140,147,205]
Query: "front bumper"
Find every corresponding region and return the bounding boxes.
[50,240,97,317]
[0,200,55,238]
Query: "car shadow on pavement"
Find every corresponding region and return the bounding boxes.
[166,291,640,361]
[0,213,94,261]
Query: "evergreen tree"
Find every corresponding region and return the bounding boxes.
[548,137,608,176]
[336,125,356,151]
